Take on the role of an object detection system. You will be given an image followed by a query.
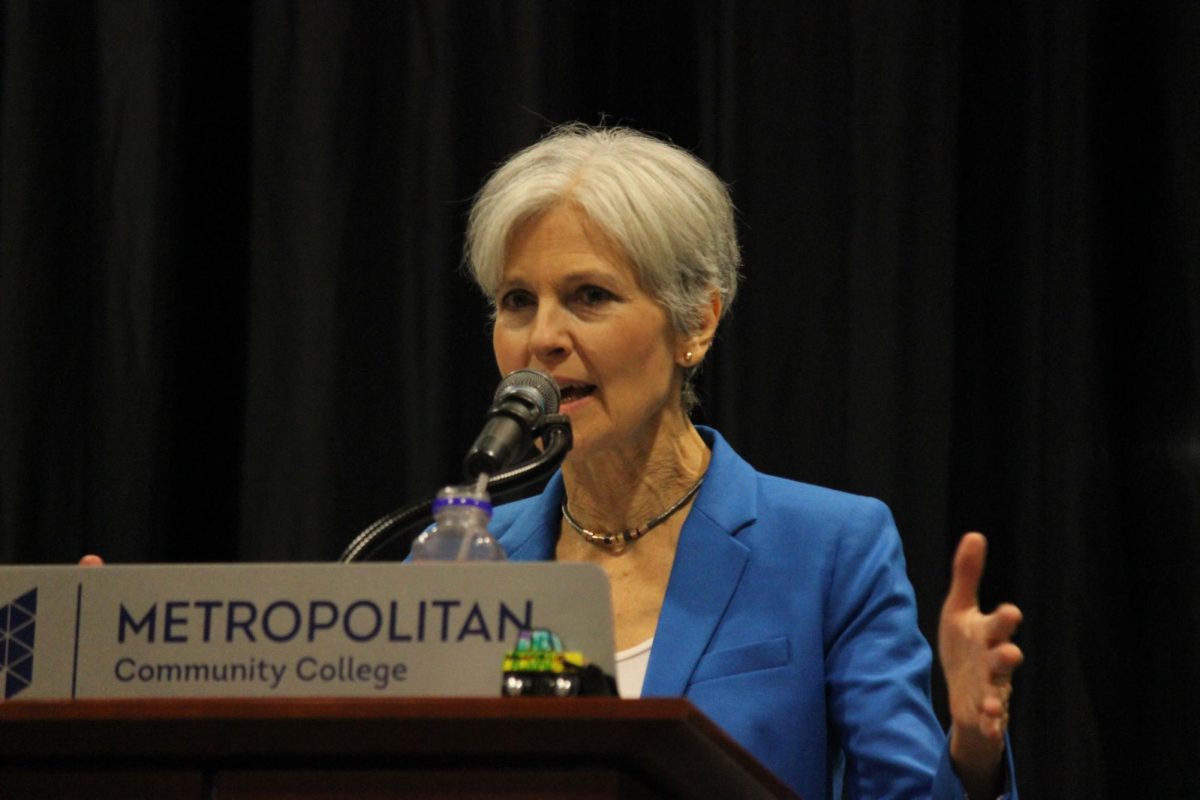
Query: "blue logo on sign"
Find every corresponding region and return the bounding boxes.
[1,588,37,700]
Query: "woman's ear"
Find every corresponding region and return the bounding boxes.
[677,289,722,367]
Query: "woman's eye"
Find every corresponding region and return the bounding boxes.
[499,290,534,311]
[577,285,615,306]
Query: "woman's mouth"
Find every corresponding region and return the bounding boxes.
[558,384,596,408]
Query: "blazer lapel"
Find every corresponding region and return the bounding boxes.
[496,473,563,561]
[642,428,757,696]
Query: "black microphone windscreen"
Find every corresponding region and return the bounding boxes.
[495,368,560,415]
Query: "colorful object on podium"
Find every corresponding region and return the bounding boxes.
[501,627,616,697]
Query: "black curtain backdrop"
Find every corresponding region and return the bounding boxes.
[2,2,1196,796]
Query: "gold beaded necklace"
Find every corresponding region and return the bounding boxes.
[561,475,705,553]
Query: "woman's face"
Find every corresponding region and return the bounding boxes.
[492,204,685,461]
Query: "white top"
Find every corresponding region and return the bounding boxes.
[615,637,654,699]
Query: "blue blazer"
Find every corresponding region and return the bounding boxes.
[490,427,1015,799]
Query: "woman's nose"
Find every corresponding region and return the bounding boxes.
[528,304,571,362]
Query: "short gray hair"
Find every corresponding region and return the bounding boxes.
[464,123,741,408]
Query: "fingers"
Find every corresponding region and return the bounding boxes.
[976,663,1016,740]
[982,684,1014,735]
[984,603,1023,646]
[981,694,1007,717]
[975,640,1022,741]
[988,642,1025,676]
[944,532,987,613]
[980,707,1009,740]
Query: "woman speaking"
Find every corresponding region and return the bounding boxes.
[464,123,1023,799]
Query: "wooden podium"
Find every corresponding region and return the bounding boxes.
[0,697,799,799]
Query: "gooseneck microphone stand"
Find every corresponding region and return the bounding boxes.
[337,414,572,563]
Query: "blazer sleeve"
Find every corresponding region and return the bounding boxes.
[823,498,1017,799]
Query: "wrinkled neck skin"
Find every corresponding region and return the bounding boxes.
[561,404,711,534]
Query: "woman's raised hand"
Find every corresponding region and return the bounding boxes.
[937,532,1024,794]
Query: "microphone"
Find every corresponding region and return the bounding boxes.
[463,369,560,478]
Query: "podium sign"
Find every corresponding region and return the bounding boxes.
[0,563,615,702]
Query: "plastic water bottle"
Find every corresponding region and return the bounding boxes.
[409,484,506,561]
